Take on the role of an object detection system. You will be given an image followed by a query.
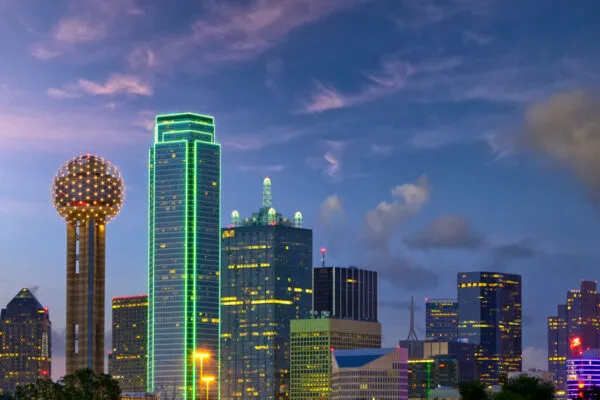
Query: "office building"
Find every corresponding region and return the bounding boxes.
[0,288,51,393]
[507,369,553,382]
[109,295,148,392]
[423,341,478,383]
[290,318,382,400]
[313,266,378,322]
[566,349,600,398]
[331,348,408,400]
[51,154,125,374]
[425,299,458,341]
[407,359,438,399]
[457,272,522,386]
[148,113,221,399]
[220,177,312,399]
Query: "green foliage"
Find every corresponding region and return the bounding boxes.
[459,375,555,400]
[459,381,489,400]
[7,369,121,400]
[583,386,600,399]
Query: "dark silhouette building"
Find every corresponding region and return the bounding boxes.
[109,295,148,393]
[313,266,377,322]
[425,299,458,341]
[0,288,51,394]
[221,177,312,400]
[457,272,522,386]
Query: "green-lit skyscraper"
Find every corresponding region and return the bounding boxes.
[148,113,221,399]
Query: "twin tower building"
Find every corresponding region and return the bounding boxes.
[52,113,324,399]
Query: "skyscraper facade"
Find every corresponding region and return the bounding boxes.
[109,295,148,393]
[547,280,600,397]
[221,178,312,400]
[0,288,51,394]
[51,154,125,374]
[457,272,522,386]
[425,299,458,341]
[148,113,221,399]
[312,266,378,322]
[290,318,382,400]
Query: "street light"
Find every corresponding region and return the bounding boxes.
[201,376,215,400]
[194,351,210,398]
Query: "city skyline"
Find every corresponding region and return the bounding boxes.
[1,0,600,382]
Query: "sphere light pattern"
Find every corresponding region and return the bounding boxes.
[51,154,125,224]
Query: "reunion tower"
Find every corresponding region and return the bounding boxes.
[51,154,125,374]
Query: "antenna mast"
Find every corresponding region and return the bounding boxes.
[320,248,326,267]
[407,296,419,341]
[262,177,272,209]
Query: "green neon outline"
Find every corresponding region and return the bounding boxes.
[147,146,155,392]
[184,139,190,398]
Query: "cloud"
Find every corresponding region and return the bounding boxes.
[236,164,285,173]
[371,144,393,156]
[300,56,461,113]
[395,0,493,28]
[265,57,284,90]
[522,346,548,371]
[380,299,423,311]
[129,0,367,74]
[405,215,485,250]
[306,140,347,180]
[49,74,153,98]
[484,131,517,161]
[376,255,440,291]
[463,30,492,45]
[492,239,537,261]
[524,90,600,207]
[364,175,431,250]
[411,130,463,150]
[319,194,344,230]
[53,17,107,44]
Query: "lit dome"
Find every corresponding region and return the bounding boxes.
[51,154,125,224]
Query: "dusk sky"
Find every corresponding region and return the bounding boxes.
[1,0,600,380]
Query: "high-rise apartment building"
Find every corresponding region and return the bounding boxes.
[290,318,382,400]
[220,177,312,400]
[457,272,522,386]
[313,266,378,322]
[425,299,458,341]
[331,348,408,400]
[0,288,51,393]
[148,113,221,399]
[51,155,125,374]
[548,280,600,397]
[109,295,148,392]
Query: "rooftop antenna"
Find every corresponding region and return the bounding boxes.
[320,248,326,267]
[262,177,272,209]
[231,210,240,227]
[407,296,419,341]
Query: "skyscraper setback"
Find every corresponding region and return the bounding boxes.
[148,113,221,399]
[0,288,51,393]
[457,272,522,386]
[221,177,312,400]
[51,154,125,374]
[313,266,378,322]
[548,280,600,396]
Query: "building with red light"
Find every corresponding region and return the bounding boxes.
[0,288,51,394]
[548,280,600,397]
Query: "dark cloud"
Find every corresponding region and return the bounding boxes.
[492,239,537,262]
[375,256,440,291]
[525,90,600,209]
[404,214,485,250]
[317,194,349,256]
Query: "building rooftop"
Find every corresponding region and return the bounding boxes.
[333,348,397,368]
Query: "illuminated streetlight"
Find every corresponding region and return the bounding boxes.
[194,351,210,398]
[201,376,215,400]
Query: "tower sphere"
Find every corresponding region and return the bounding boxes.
[51,154,125,224]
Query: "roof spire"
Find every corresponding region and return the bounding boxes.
[407,296,419,341]
[262,176,272,208]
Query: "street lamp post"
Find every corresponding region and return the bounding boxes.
[201,376,215,400]
[194,351,210,398]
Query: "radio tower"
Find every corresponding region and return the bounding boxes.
[406,296,419,341]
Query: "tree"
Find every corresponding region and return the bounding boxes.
[459,381,489,400]
[583,386,600,399]
[502,375,554,400]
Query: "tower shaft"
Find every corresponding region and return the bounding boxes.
[66,220,106,374]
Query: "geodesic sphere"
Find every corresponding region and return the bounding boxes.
[51,154,125,224]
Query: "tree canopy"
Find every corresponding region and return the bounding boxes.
[459,375,555,400]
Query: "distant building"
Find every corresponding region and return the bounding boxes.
[0,288,51,394]
[507,369,553,382]
[109,295,148,393]
[425,299,458,341]
[457,272,522,386]
[407,359,438,399]
[313,266,378,322]
[221,177,312,400]
[548,280,600,397]
[120,393,156,399]
[423,341,478,383]
[429,387,460,400]
[332,348,408,400]
[566,349,600,398]
[290,318,382,400]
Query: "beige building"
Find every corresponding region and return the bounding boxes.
[290,318,381,400]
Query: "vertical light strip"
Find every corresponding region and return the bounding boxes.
[192,139,198,399]
[184,140,190,399]
[217,139,222,400]
[147,145,155,392]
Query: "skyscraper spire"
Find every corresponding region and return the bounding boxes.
[263,177,272,208]
[407,296,419,341]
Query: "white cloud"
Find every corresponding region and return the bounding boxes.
[522,346,548,371]
[49,74,153,99]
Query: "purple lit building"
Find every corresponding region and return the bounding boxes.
[566,349,600,398]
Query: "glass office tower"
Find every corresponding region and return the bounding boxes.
[313,266,378,322]
[425,299,458,341]
[110,295,148,392]
[221,177,312,399]
[457,272,522,386]
[148,113,220,399]
[0,288,51,393]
